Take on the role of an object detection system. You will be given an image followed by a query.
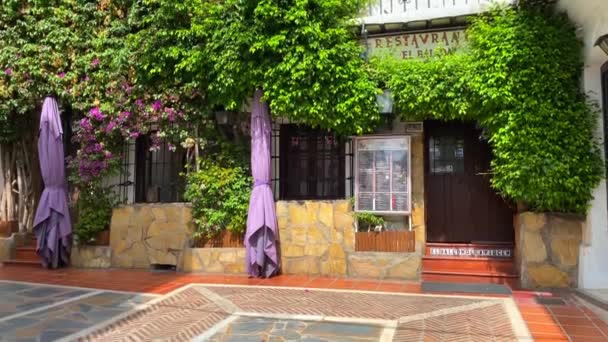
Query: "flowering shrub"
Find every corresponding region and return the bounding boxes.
[184,144,251,238]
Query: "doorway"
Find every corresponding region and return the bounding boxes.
[425,121,514,243]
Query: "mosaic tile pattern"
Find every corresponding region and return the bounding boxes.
[82,285,522,341]
[204,286,484,320]
[81,287,229,341]
[210,317,383,342]
[0,290,153,341]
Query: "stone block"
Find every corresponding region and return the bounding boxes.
[290,227,307,245]
[523,231,547,263]
[329,244,345,259]
[334,200,351,215]
[551,238,579,268]
[318,202,334,228]
[343,226,355,251]
[387,256,420,279]
[527,264,570,288]
[304,244,328,257]
[286,257,320,275]
[110,206,134,228]
[520,212,546,232]
[219,250,237,263]
[225,262,246,274]
[334,213,354,231]
[348,257,382,278]
[308,226,328,244]
[282,245,305,257]
[288,204,313,226]
[276,201,289,217]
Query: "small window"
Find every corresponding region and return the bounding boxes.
[279,125,345,200]
[134,134,187,203]
[355,136,411,214]
[429,135,464,174]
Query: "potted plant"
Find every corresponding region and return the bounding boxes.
[73,182,115,246]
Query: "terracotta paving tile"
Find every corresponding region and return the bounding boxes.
[526,322,566,335]
[330,279,357,289]
[375,282,406,293]
[516,304,551,315]
[521,312,558,324]
[305,278,337,289]
[352,280,380,291]
[561,324,606,338]
[556,316,598,327]
[550,306,587,317]
[532,333,570,342]
[570,336,608,342]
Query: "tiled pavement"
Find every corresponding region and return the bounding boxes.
[0,266,608,341]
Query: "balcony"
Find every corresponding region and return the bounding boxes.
[360,0,515,30]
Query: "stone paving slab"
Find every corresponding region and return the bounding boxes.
[210,317,383,342]
[0,281,155,342]
[0,282,92,319]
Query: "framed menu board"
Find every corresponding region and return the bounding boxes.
[355,136,411,215]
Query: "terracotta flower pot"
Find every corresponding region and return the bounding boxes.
[0,221,19,237]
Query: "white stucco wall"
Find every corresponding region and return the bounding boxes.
[558,0,608,289]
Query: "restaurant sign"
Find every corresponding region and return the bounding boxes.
[364,29,469,60]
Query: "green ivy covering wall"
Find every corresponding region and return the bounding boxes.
[376,6,603,214]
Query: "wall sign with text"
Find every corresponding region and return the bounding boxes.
[364,29,469,60]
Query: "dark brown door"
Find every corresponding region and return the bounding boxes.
[425,121,514,243]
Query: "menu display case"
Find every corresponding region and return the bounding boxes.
[355,136,411,215]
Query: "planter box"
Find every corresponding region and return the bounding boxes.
[355,231,415,253]
[0,221,18,237]
[193,231,244,248]
[88,230,110,246]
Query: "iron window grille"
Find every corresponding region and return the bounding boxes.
[133,134,187,203]
[272,123,353,201]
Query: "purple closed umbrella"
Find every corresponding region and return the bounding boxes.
[33,97,72,268]
[245,89,279,278]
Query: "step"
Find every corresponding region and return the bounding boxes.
[422,273,519,287]
[425,242,514,259]
[15,247,39,262]
[422,256,515,274]
[2,259,41,267]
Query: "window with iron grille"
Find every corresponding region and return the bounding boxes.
[279,124,346,200]
[134,134,187,203]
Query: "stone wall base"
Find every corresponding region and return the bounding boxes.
[180,248,245,273]
[515,212,584,288]
[109,203,194,268]
[72,246,112,268]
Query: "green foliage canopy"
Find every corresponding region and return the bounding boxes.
[378,6,603,213]
[202,0,380,135]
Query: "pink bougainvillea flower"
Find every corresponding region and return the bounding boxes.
[119,111,131,121]
[135,99,144,108]
[4,68,12,76]
[91,58,100,67]
[58,72,66,79]
[129,131,140,139]
[152,100,162,111]
[89,107,104,121]
[105,121,116,133]
[84,74,90,82]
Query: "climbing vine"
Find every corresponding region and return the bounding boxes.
[377,5,603,213]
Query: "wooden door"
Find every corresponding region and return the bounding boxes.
[425,121,514,243]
